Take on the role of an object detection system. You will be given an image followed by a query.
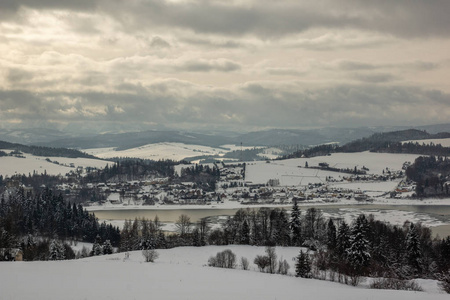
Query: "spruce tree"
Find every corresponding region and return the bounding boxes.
[103,240,113,255]
[326,219,337,251]
[290,200,302,246]
[92,235,103,256]
[295,250,311,278]
[336,221,350,259]
[347,215,371,273]
[49,239,65,260]
[240,219,250,245]
[405,223,422,276]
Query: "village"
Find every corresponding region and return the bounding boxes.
[52,160,414,208]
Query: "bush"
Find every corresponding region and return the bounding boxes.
[240,257,249,270]
[439,271,450,293]
[277,258,290,275]
[370,278,423,291]
[254,255,270,272]
[208,249,236,269]
[142,249,159,262]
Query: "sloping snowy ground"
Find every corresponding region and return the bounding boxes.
[0,245,446,300]
[245,152,421,186]
[83,143,231,161]
[0,153,110,177]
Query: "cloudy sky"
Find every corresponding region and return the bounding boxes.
[1,0,449,134]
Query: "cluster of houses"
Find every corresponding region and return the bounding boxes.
[50,163,413,207]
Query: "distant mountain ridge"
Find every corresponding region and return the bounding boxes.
[3,123,450,150]
[0,140,97,159]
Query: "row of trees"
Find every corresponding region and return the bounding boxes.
[0,188,120,261]
[282,129,450,160]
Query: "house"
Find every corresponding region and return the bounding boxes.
[0,248,23,261]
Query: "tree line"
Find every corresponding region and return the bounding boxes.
[0,188,120,261]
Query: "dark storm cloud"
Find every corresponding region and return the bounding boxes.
[1,83,448,131]
[179,60,241,72]
[350,72,397,84]
[0,0,96,12]
[4,1,450,38]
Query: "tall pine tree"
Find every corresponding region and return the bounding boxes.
[290,200,302,246]
[295,249,311,278]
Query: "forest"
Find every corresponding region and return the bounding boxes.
[406,156,450,197]
[0,188,120,261]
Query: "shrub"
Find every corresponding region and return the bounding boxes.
[142,249,159,262]
[254,255,270,272]
[439,271,450,293]
[208,249,236,269]
[277,258,290,275]
[370,278,423,291]
[241,257,249,270]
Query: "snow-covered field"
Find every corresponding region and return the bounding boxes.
[403,138,450,147]
[0,245,446,300]
[83,143,238,161]
[0,152,110,177]
[245,151,420,186]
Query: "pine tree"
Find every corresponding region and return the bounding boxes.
[326,219,337,251]
[295,250,311,278]
[92,235,103,256]
[336,221,350,259]
[240,219,250,245]
[347,215,371,273]
[290,200,302,246]
[192,228,201,247]
[49,239,65,260]
[103,240,113,255]
[405,223,422,276]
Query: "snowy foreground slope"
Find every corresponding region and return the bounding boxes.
[0,246,446,300]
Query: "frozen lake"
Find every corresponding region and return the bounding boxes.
[92,204,450,238]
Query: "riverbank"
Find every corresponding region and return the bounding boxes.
[85,196,450,212]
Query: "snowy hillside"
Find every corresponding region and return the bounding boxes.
[0,152,110,177]
[83,143,263,161]
[83,143,229,161]
[403,138,450,147]
[245,151,420,186]
[0,245,446,300]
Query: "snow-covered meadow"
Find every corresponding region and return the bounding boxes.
[245,151,420,188]
[0,245,447,300]
[83,143,263,161]
[0,152,110,177]
[83,143,230,161]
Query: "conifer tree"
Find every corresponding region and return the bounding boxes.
[326,219,337,251]
[92,235,103,256]
[347,215,371,273]
[336,221,350,259]
[240,219,250,245]
[295,250,311,278]
[405,223,422,275]
[49,239,65,260]
[290,200,302,246]
[103,240,113,255]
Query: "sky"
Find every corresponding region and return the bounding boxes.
[0,0,449,134]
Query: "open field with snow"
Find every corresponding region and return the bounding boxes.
[0,245,447,300]
[403,138,450,147]
[83,143,262,161]
[245,151,420,186]
[0,152,111,177]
